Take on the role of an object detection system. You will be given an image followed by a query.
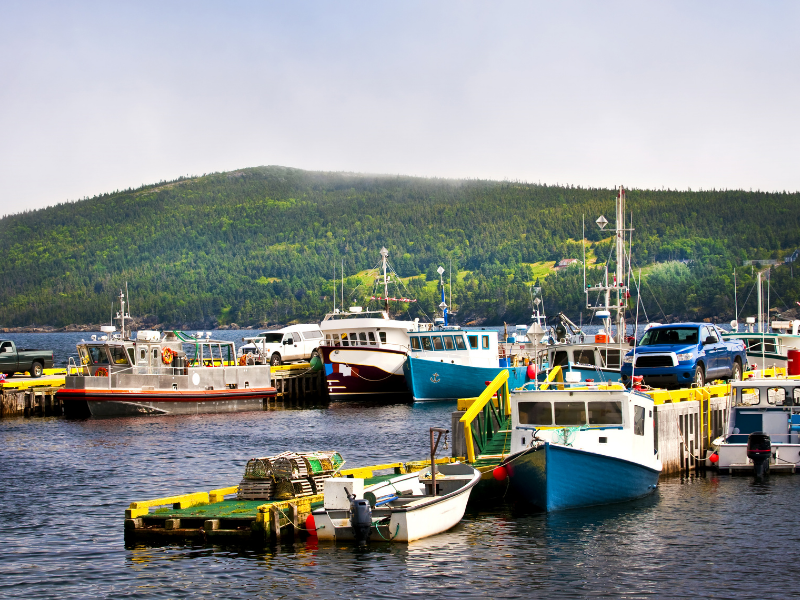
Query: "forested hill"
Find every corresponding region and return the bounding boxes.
[1,166,799,329]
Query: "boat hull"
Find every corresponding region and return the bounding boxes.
[320,346,411,400]
[403,355,530,401]
[504,442,660,511]
[58,388,276,418]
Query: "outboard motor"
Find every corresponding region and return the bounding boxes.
[747,432,771,478]
[347,491,372,545]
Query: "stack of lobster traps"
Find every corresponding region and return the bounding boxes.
[237,450,344,501]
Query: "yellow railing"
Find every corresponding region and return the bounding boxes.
[459,370,510,463]
[539,365,563,390]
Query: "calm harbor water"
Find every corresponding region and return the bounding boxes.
[1,330,795,599]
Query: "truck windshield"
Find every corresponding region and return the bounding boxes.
[639,327,698,346]
[257,333,284,343]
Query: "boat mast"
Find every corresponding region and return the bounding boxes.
[615,186,626,339]
[757,271,763,333]
[380,247,390,313]
[587,186,631,343]
[115,289,130,340]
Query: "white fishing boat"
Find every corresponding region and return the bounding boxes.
[710,378,800,475]
[311,429,480,543]
[319,248,431,400]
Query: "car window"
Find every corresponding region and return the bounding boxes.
[292,332,302,343]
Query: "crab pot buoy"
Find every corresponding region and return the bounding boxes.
[305,514,317,536]
[493,465,508,481]
[709,453,719,464]
[526,364,537,379]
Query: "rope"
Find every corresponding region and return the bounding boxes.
[373,521,401,541]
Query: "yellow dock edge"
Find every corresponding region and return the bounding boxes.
[126,458,464,518]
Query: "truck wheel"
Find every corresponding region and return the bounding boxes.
[270,353,282,366]
[694,365,705,387]
[730,360,742,382]
[31,362,44,378]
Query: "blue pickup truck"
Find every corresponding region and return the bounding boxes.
[620,323,747,388]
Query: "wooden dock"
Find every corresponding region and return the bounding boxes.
[268,363,327,405]
[0,386,63,418]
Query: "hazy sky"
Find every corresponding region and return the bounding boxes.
[1,1,798,215]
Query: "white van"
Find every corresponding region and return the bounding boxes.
[239,324,324,366]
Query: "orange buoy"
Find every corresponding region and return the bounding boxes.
[526,364,537,379]
[492,465,508,481]
[305,514,317,536]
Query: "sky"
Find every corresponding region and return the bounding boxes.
[1,1,799,215]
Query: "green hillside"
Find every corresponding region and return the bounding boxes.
[1,166,798,329]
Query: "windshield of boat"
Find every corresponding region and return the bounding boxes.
[639,327,699,346]
[256,333,284,344]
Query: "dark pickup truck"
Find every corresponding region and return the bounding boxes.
[0,340,54,378]
[620,323,747,388]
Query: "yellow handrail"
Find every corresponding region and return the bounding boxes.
[539,365,563,390]
[459,370,510,463]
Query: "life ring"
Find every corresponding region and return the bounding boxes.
[238,355,247,366]
[162,347,175,365]
[95,367,109,377]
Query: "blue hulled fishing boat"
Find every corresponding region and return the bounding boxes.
[495,385,661,511]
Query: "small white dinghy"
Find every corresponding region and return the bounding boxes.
[312,428,480,543]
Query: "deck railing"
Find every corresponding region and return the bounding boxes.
[459,370,511,463]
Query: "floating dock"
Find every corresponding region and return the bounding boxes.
[124,458,458,545]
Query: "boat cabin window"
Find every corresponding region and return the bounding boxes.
[746,338,777,353]
[602,349,621,369]
[633,405,645,436]
[455,336,467,350]
[152,348,159,362]
[587,401,623,425]
[574,350,595,366]
[482,335,490,350]
[552,351,569,367]
[432,336,444,351]
[379,332,387,344]
[127,348,135,364]
[88,346,109,365]
[359,332,368,344]
[410,337,421,351]
[109,346,129,365]
[139,348,147,362]
[639,327,698,346]
[468,336,478,350]
[519,402,553,425]
[768,387,785,406]
[421,337,433,351]
[368,332,376,346]
[554,402,586,426]
[340,333,350,347]
[518,401,553,425]
[443,336,455,350]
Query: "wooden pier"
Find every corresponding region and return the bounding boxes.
[0,386,63,418]
[268,363,327,406]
